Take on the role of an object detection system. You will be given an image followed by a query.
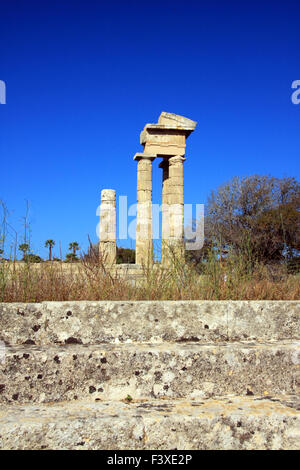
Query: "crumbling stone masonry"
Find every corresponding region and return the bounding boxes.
[137,112,197,266]
[99,112,197,266]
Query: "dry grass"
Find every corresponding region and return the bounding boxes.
[0,248,299,302]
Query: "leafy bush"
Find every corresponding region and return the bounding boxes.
[23,254,43,263]
[117,247,135,264]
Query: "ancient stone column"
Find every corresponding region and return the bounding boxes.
[167,155,186,262]
[159,158,170,265]
[137,112,196,266]
[134,153,156,266]
[99,189,116,265]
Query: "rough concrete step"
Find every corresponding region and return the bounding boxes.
[0,301,299,346]
[1,341,299,403]
[0,396,299,450]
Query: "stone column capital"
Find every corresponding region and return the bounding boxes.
[133,153,156,162]
[169,155,186,166]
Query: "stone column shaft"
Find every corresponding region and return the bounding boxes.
[134,154,155,265]
[99,189,116,265]
[159,159,170,265]
[167,155,185,261]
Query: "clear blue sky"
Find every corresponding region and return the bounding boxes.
[1,0,299,259]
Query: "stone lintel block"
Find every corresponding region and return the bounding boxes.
[158,112,197,130]
[140,126,194,146]
[143,142,185,157]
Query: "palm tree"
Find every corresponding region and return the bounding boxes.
[45,239,55,261]
[69,242,79,256]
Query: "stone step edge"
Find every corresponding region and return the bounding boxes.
[0,396,299,450]
[1,300,299,346]
[3,339,300,352]
[1,341,299,405]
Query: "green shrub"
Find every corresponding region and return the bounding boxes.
[23,254,43,263]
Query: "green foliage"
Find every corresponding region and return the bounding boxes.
[204,175,300,264]
[23,254,43,263]
[117,247,135,264]
[287,256,300,274]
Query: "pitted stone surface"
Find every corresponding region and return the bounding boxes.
[0,341,299,404]
[0,396,299,450]
[0,300,299,449]
[0,301,299,346]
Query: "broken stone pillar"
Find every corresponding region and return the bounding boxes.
[134,153,156,266]
[99,189,116,265]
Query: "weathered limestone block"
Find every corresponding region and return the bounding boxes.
[0,341,299,404]
[0,397,299,450]
[0,301,299,346]
[158,112,197,128]
[140,112,197,157]
[99,189,116,265]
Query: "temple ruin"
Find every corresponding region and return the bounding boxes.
[99,112,197,266]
